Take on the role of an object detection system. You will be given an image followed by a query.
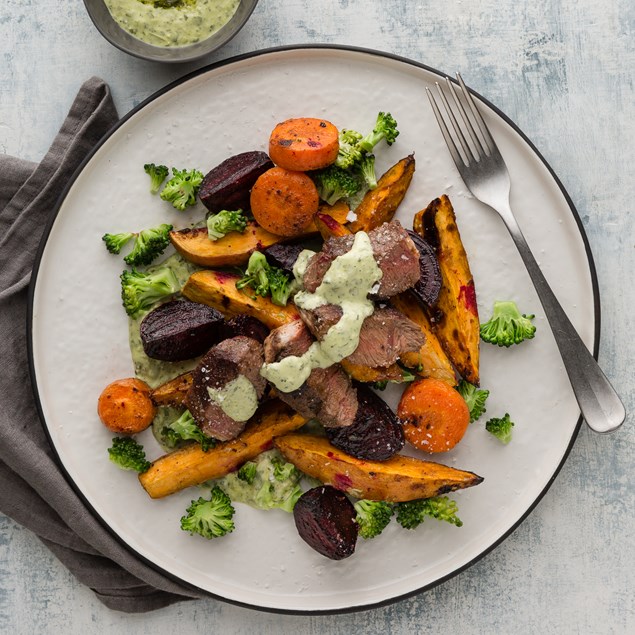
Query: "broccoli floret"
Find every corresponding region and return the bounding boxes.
[312,164,361,205]
[372,380,388,391]
[485,413,514,444]
[180,487,235,539]
[162,409,215,452]
[143,163,169,194]
[120,266,180,318]
[206,209,248,241]
[102,232,135,254]
[335,128,364,169]
[270,455,301,482]
[395,496,463,529]
[358,112,400,153]
[160,167,204,211]
[357,153,378,190]
[480,300,536,347]
[123,223,173,267]
[456,379,490,423]
[108,437,151,473]
[354,499,393,539]
[237,461,258,485]
[236,252,293,306]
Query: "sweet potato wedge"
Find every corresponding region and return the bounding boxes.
[149,372,193,407]
[170,223,281,267]
[340,360,409,384]
[390,292,457,386]
[139,400,306,498]
[413,195,480,385]
[275,434,483,502]
[347,155,415,233]
[315,212,353,240]
[170,203,349,268]
[182,270,301,329]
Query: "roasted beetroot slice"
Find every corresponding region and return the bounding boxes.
[326,384,405,461]
[263,242,306,274]
[139,300,225,361]
[293,486,358,560]
[407,230,442,307]
[223,315,270,343]
[199,151,274,214]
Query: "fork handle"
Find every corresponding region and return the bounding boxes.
[497,203,625,433]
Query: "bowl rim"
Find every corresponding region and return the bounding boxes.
[82,0,260,63]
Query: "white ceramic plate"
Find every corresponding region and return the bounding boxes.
[29,46,597,613]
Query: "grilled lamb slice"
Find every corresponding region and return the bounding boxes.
[263,321,358,427]
[302,220,420,299]
[185,336,266,441]
[299,305,425,368]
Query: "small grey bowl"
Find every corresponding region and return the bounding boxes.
[83,0,259,63]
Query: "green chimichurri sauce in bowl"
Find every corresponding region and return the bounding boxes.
[83,0,259,62]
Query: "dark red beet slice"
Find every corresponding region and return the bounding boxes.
[293,486,358,560]
[263,241,306,274]
[407,230,442,307]
[199,151,274,214]
[326,384,405,460]
[140,300,225,361]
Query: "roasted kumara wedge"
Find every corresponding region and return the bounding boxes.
[315,212,353,240]
[139,400,306,498]
[340,359,411,384]
[391,292,457,386]
[347,154,415,233]
[182,270,301,329]
[275,434,483,502]
[170,223,281,267]
[149,372,193,407]
[170,202,349,268]
[413,195,480,385]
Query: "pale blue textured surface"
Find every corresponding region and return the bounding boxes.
[1,0,634,632]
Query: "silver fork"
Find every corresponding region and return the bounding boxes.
[427,74,625,434]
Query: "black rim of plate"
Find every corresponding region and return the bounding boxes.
[27,44,600,615]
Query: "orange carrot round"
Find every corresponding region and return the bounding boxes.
[397,378,470,453]
[250,166,319,237]
[97,378,156,435]
[269,118,339,171]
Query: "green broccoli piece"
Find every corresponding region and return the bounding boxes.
[357,153,378,190]
[236,251,293,306]
[354,499,393,539]
[312,164,361,205]
[270,455,301,482]
[120,265,180,318]
[122,223,173,267]
[102,232,135,255]
[180,487,235,539]
[372,380,388,391]
[456,379,490,423]
[143,163,169,194]
[335,128,364,169]
[108,437,151,473]
[160,167,204,211]
[358,111,400,153]
[237,461,258,485]
[395,496,463,529]
[206,209,248,241]
[480,300,536,347]
[485,413,514,444]
[162,409,215,452]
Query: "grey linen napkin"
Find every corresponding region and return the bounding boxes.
[0,77,204,612]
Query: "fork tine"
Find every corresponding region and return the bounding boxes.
[445,77,488,159]
[456,73,497,154]
[426,87,467,168]
[433,81,477,164]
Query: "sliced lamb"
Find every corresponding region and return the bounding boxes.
[185,336,266,441]
[263,321,358,427]
[302,220,420,299]
[299,304,425,368]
